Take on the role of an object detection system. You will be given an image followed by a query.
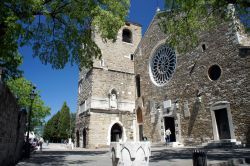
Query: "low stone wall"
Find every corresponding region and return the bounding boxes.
[0,82,27,166]
[110,141,151,166]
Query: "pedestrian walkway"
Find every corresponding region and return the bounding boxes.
[150,147,250,166]
[16,143,250,166]
[16,143,111,166]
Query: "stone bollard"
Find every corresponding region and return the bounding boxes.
[110,141,151,166]
[192,149,207,166]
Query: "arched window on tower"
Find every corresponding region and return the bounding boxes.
[122,29,132,43]
[110,89,118,109]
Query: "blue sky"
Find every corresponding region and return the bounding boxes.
[19,0,165,120]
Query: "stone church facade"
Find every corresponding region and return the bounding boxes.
[134,13,250,146]
[76,12,250,148]
[75,22,142,148]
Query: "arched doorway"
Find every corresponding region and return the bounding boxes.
[83,128,87,148]
[111,123,123,142]
[76,130,80,147]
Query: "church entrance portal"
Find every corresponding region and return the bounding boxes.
[164,117,176,142]
[111,123,123,142]
[214,108,231,139]
[83,129,87,148]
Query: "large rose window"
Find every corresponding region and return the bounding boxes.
[149,45,177,86]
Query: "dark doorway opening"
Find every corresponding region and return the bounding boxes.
[164,117,176,142]
[76,130,80,147]
[111,123,123,142]
[214,108,231,139]
[83,129,87,148]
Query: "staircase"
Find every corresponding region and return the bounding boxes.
[202,139,242,148]
[151,142,184,148]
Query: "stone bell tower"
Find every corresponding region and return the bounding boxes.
[75,22,142,148]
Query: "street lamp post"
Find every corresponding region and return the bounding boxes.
[24,86,36,158]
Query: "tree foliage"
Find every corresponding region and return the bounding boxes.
[43,102,71,142]
[159,0,250,53]
[1,0,130,70]
[43,111,61,142]
[0,53,23,81]
[59,102,70,140]
[7,77,51,129]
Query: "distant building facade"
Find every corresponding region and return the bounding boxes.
[134,13,250,146]
[75,22,142,148]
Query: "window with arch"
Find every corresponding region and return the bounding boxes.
[122,29,132,43]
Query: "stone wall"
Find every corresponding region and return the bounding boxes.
[75,23,142,148]
[93,23,142,73]
[76,110,135,148]
[91,69,135,111]
[0,82,27,165]
[78,69,93,103]
[135,15,250,146]
[77,69,93,114]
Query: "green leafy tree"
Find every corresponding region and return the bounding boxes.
[50,111,61,142]
[159,0,250,53]
[0,53,23,81]
[43,110,61,142]
[1,0,130,70]
[43,102,72,142]
[59,102,70,140]
[7,77,51,130]
[43,122,51,141]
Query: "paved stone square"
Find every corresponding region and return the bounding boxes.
[16,143,250,166]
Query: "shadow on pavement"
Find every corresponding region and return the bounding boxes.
[42,150,108,155]
[150,148,250,163]
[17,150,109,165]
[150,149,193,163]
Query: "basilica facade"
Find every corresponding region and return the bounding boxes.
[76,12,250,148]
[134,13,250,146]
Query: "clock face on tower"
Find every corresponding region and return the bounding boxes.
[149,44,177,86]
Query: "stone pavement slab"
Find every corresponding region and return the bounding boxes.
[150,147,250,166]
[16,144,250,166]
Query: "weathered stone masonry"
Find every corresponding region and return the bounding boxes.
[134,15,250,146]
[0,82,26,166]
[75,22,142,148]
